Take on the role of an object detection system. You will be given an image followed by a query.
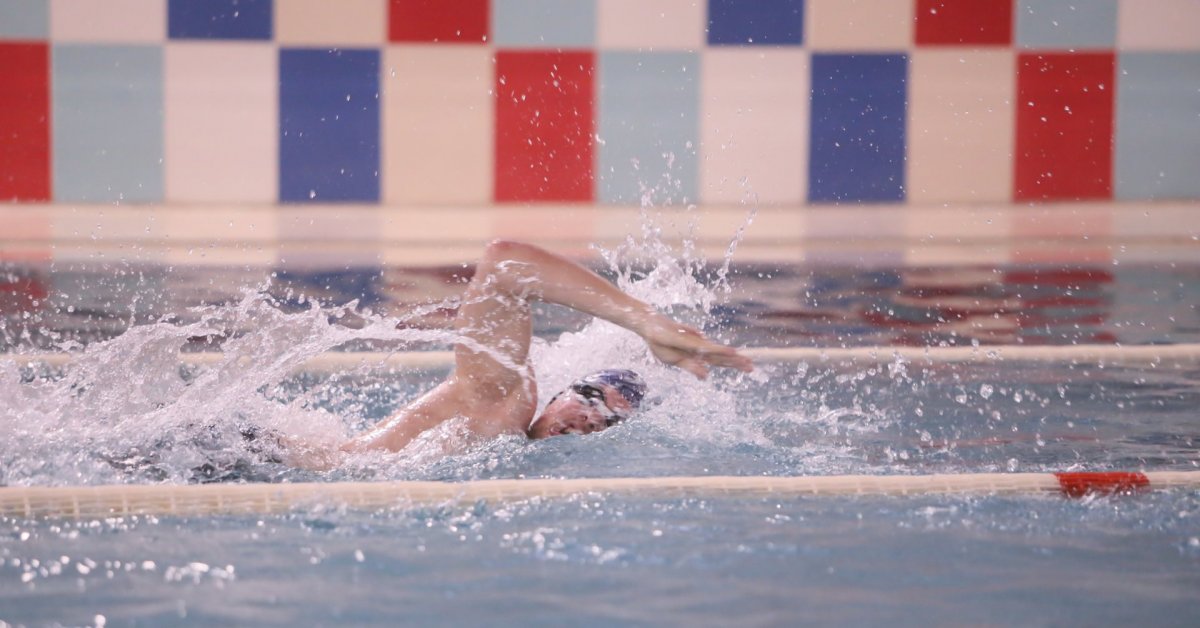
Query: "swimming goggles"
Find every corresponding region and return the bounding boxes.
[565,382,628,427]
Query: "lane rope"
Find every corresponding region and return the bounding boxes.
[8,342,1200,371]
[2,471,1197,519]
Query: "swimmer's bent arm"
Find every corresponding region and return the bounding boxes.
[464,240,753,381]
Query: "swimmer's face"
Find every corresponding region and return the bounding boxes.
[528,383,633,439]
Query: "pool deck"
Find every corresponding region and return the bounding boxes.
[2,202,1199,267]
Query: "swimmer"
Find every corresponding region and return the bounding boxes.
[338,240,753,455]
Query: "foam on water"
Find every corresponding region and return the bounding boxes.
[1,216,870,487]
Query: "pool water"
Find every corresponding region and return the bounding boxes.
[1,246,1199,626]
[3,491,1198,627]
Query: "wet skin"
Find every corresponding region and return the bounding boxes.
[526,383,633,439]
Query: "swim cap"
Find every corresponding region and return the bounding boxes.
[576,369,646,409]
[530,369,647,432]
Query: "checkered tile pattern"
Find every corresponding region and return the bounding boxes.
[1,0,1198,206]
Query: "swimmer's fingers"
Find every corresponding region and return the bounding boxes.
[648,337,753,377]
[642,315,753,375]
[675,348,751,379]
[646,342,709,379]
[677,357,711,380]
[669,326,754,372]
[697,345,755,372]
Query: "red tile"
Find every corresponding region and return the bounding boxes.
[494,51,595,202]
[0,43,51,202]
[915,0,1013,45]
[389,0,489,43]
[1015,53,1115,201]
[0,270,49,314]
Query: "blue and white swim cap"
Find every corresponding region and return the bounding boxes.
[576,369,647,409]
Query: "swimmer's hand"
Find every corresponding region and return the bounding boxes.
[638,313,754,379]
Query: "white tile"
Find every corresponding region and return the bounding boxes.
[1112,204,1200,238]
[1118,0,1200,50]
[806,0,913,50]
[804,206,905,240]
[382,46,493,205]
[275,0,386,46]
[50,0,165,42]
[597,0,705,50]
[908,50,1015,204]
[164,44,277,203]
[700,49,808,205]
[903,207,1012,241]
[1011,205,1112,239]
[156,206,279,243]
[380,207,494,242]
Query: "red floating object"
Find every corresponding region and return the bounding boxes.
[1055,472,1150,498]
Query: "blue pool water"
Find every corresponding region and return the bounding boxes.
[1,248,1198,626]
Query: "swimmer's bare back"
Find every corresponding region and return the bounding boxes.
[301,240,751,464]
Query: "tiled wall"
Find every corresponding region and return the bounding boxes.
[1,0,1198,207]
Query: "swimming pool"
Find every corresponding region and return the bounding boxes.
[1,247,1198,626]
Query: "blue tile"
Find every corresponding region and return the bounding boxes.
[707,0,803,46]
[272,268,386,309]
[494,0,595,47]
[168,0,272,40]
[279,48,380,204]
[1016,0,1117,49]
[597,52,699,205]
[52,45,163,203]
[1115,53,1200,200]
[0,0,47,39]
[809,54,907,203]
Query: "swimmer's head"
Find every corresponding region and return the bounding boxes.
[527,369,647,439]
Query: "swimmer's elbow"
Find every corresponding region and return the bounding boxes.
[482,239,539,265]
[478,240,544,292]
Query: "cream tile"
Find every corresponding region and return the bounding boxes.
[164,44,277,203]
[905,243,1011,267]
[382,46,493,205]
[700,49,808,205]
[903,207,1011,241]
[275,0,386,46]
[1011,244,1112,265]
[50,0,164,42]
[908,50,1015,204]
[0,206,53,241]
[806,0,913,50]
[492,206,601,243]
[381,242,487,267]
[278,206,382,240]
[379,206,494,243]
[161,244,276,267]
[1,244,53,262]
[1115,242,1200,264]
[803,206,906,240]
[1111,204,1200,239]
[1012,205,1113,239]
[597,0,705,50]
[156,206,278,243]
[1118,0,1200,50]
[50,206,154,241]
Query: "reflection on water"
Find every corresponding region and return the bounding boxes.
[726,264,1199,347]
[3,261,1199,352]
